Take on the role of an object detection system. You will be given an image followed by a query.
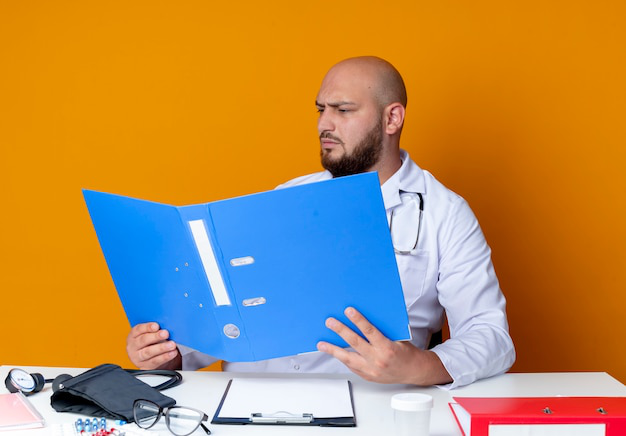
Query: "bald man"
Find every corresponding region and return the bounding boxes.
[126,57,515,388]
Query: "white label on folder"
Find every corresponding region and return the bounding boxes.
[489,424,605,436]
[242,297,266,307]
[188,219,231,306]
[230,256,255,266]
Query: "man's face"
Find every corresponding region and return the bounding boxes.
[315,67,384,177]
[320,121,382,178]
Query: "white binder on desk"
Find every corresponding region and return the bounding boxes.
[83,172,410,362]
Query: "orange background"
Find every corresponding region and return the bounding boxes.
[1,1,624,382]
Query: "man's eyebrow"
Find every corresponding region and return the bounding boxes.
[315,100,357,107]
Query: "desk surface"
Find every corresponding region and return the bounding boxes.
[2,366,625,436]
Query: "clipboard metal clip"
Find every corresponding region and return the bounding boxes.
[251,411,313,424]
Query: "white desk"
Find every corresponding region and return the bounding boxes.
[2,366,625,436]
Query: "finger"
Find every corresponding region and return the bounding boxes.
[317,340,365,369]
[126,323,178,369]
[137,328,170,349]
[325,317,370,351]
[127,323,169,349]
[317,341,375,381]
[129,322,160,340]
[344,307,388,345]
[134,342,179,369]
[137,340,178,364]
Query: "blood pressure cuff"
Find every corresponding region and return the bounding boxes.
[50,363,178,422]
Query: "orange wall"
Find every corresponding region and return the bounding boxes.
[1,1,625,382]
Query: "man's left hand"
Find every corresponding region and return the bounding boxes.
[317,307,452,386]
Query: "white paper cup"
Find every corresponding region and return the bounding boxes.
[391,393,433,436]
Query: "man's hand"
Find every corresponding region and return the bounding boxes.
[317,307,452,386]
[126,322,181,370]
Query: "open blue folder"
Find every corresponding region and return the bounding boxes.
[83,173,410,362]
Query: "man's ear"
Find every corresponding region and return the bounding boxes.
[384,103,405,135]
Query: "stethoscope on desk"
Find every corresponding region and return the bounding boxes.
[389,191,423,255]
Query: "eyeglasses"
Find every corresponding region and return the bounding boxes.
[389,192,423,255]
[133,399,211,436]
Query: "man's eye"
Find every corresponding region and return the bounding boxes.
[316,107,324,114]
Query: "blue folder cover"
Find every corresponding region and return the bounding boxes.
[83,173,409,362]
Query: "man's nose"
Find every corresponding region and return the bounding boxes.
[317,110,334,133]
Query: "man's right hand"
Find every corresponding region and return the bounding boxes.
[126,322,181,370]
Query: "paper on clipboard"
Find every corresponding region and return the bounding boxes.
[213,378,355,425]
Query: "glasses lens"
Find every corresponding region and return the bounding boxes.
[166,406,204,436]
[134,400,161,429]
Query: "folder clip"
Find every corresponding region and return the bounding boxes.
[250,411,313,424]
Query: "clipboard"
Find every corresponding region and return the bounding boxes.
[211,378,356,427]
[83,172,410,362]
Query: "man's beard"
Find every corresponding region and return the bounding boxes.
[320,124,383,178]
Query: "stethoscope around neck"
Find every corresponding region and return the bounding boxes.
[389,192,423,255]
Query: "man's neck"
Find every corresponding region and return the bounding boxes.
[373,149,402,185]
